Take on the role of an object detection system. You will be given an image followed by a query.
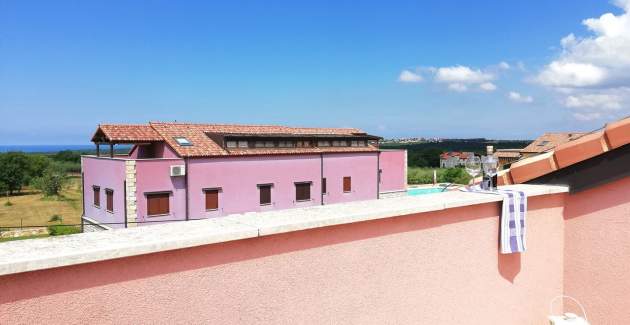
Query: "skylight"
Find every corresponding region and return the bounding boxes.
[174,137,192,146]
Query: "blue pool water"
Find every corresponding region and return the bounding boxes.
[407,187,444,196]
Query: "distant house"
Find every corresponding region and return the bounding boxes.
[82,122,407,231]
[520,132,585,158]
[494,149,522,167]
[440,152,473,168]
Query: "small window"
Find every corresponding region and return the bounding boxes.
[343,177,352,193]
[295,182,311,201]
[318,140,330,147]
[93,186,100,208]
[351,140,366,147]
[226,141,237,148]
[174,137,192,146]
[265,141,274,148]
[278,141,295,148]
[238,141,249,148]
[255,141,265,148]
[147,192,170,216]
[204,188,220,211]
[258,184,272,205]
[537,140,550,147]
[332,140,347,147]
[105,189,114,212]
[322,178,327,194]
[297,141,312,148]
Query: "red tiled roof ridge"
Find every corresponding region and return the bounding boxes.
[148,121,363,132]
[495,116,630,186]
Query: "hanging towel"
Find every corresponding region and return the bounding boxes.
[460,186,527,254]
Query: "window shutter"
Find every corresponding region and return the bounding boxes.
[93,187,100,207]
[205,189,219,210]
[147,193,170,216]
[106,189,113,212]
[259,185,271,205]
[343,177,352,192]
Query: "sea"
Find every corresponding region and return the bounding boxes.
[0,145,97,153]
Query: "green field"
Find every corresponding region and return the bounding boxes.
[0,176,83,230]
[408,167,472,185]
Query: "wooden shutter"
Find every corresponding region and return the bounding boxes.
[205,189,219,210]
[295,183,311,201]
[93,186,100,207]
[106,189,113,212]
[322,178,327,194]
[147,193,170,216]
[259,185,271,205]
[343,177,352,192]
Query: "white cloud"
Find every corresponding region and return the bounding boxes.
[448,83,468,92]
[535,0,630,120]
[508,91,534,103]
[498,61,510,70]
[398,70,423,83]
[479,82,497,91]
[435,65,494,84]
[564,93,622,110]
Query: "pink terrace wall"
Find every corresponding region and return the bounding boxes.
[379,150,406,192]
[0,194,565,324]
[81,157,127,229]
[563,176,630,324]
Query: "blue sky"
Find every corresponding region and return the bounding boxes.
[2,1,629,144]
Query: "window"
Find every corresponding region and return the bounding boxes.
[258,184,272,205]
[226,141,237,148]
[537,140,550,147]
[343,177,352,193]
[204,188,220,211]
[105,189,114,212]
[238,141,249,148]
[297,141,311,148]
[332,140,348,147]
[278,141,295,148]
[264,141,274,148]
[147,192,170,216]
[295,182,311,201]
[322,178,327,194]
[351,140,366,147]
[93,186,100,208]
[174,137,192,146]
[318,140,330,147]
[255,141,265,148]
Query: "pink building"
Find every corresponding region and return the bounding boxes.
[81,122,407,230]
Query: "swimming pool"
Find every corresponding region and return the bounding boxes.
[407,187,444,196]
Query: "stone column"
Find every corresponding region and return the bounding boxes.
[125,160,138,227]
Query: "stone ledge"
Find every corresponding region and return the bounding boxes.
[0,184,568,276]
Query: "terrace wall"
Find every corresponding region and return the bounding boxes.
[378,149,407,193]
[0,191,566,324]
[135,158,186,225]
[563,176,630,324]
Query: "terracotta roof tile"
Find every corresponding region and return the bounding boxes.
[604,116,630,149]
[554,131,609,169]
[92,122,378,157]
[509,151,557,184]
[503,116,630,185]
[93,124,163,142]
[520,132,585,154]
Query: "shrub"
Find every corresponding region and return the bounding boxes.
[33,163,69,196]
[48,214,63,223]
[438,168,471,185]
[47,225,81,236]
[4,200,12,207]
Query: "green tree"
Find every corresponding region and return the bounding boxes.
[52,150,81,163]
[438,168,471,185]
[25,154,51,184]
[0,152,29,195]
[33,163,68,196]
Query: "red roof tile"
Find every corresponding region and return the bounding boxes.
[520,132,586,154]
[91,122,378,157]
[501,116,630,184]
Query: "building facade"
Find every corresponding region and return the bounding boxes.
[439,151,473,168]
[82,122,407,230]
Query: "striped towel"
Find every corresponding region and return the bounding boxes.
[460,186,527,254]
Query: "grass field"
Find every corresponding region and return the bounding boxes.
[407,167,471,185]
[0,176,82,229]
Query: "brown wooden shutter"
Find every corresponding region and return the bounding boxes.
[343,177,352,192]
[205,189,219,210]
[295,183,311,201]
[259,185,271,205]
[322,178,326,194]
[93,187,100,207]
[147,193,170,216]
[106,189,113,212]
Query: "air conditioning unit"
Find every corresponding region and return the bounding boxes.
[170,165,186,177]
